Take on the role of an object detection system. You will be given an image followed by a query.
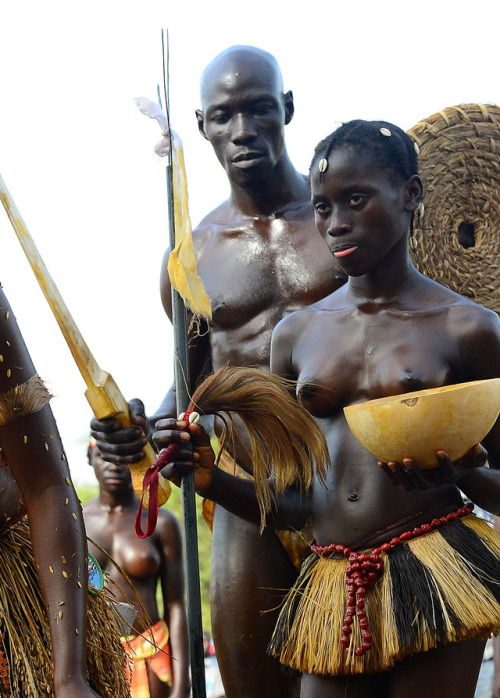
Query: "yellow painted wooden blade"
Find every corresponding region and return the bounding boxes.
[0,173,170,505]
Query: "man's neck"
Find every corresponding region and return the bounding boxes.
[229,155,309,218]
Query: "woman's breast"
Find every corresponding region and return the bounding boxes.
[111,535,161,581]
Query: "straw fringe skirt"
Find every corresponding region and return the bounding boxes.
[0,517,131,697]
[268,514,500,676]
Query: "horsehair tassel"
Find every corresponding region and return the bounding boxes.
[135,366,330,537]
[188,365,330,530]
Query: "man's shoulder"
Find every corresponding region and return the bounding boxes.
[194,200,233,233]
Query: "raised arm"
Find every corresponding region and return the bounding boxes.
[0,288,99,697]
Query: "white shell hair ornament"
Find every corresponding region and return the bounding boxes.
[380,127,392,137]
[318,158,328,174]
[414,141,420,155]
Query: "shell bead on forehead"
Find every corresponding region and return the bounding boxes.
[318,158,328,173]
[380,127,392,137]
[413,141,420,155]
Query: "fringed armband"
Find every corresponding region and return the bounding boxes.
[0,374,52,426]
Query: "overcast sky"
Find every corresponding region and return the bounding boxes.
[1,0,499,483]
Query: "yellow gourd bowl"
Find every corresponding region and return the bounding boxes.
[343,378,500,468]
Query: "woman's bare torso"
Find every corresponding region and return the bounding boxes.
[280,282,484,547]
[84,503,162,629]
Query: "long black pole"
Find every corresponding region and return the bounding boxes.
[163,30,207,698]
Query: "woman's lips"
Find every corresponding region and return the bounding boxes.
[334,246,358,258]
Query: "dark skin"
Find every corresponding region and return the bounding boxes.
[91,45,345,698]
[83,447,190,698]
[155,143,500,698]
[0,287,100,698]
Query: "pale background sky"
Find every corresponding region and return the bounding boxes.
[0,0,499,483]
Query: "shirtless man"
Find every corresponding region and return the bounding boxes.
[84,442,190,698]
[92,45,345,698]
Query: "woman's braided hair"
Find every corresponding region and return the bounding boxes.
[310,119,419,184]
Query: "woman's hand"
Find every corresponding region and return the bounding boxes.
[153,418,216,492]
[378,443,488,490]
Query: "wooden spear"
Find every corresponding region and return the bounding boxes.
[0,173,171,507]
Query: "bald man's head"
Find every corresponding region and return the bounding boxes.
[200,46,284,107]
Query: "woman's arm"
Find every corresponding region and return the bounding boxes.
[155,419,311,532]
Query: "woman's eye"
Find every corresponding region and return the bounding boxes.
[348,194,365,207]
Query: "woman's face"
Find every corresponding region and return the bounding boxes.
[311,146,412,277]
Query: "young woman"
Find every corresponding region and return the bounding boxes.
[154,120,500,698]
[84,442,190,698]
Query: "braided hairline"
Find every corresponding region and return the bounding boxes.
[0,374,52,427]
[310,119,419,183]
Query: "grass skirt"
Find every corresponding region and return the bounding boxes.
[0,517,131,697]
[268,513,500,676]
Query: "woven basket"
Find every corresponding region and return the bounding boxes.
[407,103,500,312]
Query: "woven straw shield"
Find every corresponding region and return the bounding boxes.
[408,103,500,312]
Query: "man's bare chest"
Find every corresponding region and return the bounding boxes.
[196,225,337,327]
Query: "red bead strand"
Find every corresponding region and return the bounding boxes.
[311,503,473,657]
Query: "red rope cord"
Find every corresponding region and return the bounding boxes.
[135,410,193,539]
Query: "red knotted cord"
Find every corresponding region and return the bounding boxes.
[311,502,473,657]
[135,410,193,539]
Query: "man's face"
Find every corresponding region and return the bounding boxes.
[197,58,291,188]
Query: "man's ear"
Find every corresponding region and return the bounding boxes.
[196,109,209,140]
[404,174,423,213]
[283,90,294,125]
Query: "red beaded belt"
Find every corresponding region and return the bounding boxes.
[311,502,474,657]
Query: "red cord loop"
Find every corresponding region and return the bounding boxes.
[134,410,194,539]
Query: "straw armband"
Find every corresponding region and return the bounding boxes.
[0,374,52,426]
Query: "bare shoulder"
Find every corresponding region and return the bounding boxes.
[447,294,500,341]
[82,496,99,514]
[443,292,500,378]
[156,507,182,539]
[274,287,347,340]
[191,200,232,250]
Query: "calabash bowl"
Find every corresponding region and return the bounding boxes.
[343,378,500,468]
